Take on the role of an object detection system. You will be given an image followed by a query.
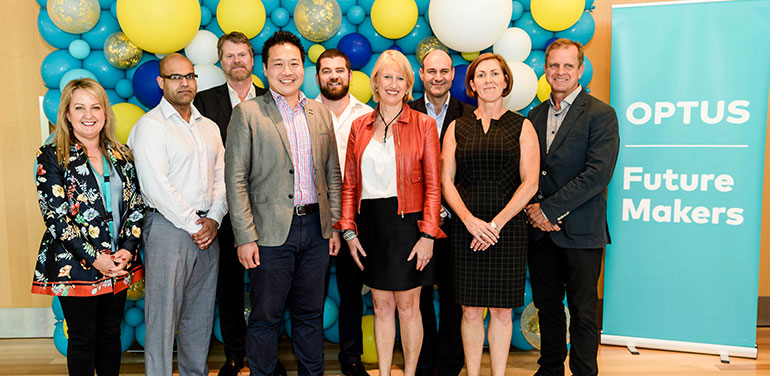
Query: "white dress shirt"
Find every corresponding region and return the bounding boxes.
[360,136,397,199]
[314,93,373,177]
[128,97,227,235]
[227,82,257,108]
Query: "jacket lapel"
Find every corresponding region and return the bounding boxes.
[531,104,548,165]
[305,103,320,174]
[264,94,294,165]
[546,90,588,161]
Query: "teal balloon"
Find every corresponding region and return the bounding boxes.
[82,10,119,49]
[512,1,524,21]
[358,0,374,14]
[586,0,595,9]
[346,5,366,25]
[327,274,340,305]
[321,18,355,49]
[43,89,62,123]
[38,10,78,49]
[109,0,117,19]
[200,5,213,27]
[251,19,279,58]
[53,322,68,356]
[396,17,432,56]
[105,89,123,104]
[579,55,593,87]
[358,18,393,53]
[284,316,292,338]
[135,322,146,347]
[280,0,299,13]
[362,291,373,308]
[524,49,546,77]
[68,40,91,59]
[135,297,145,309]
[115,78,134,98]
[323,319,340,343]
[126,54,158,80]
[450,54,466,66]
[97,0,110,8]
[213,316,223,343]
[128,96,150,112]
[204,16,224,38]
[323,297,339,330]
[282,22,315,56]
[406,54,422,92]
[124,299,134,313]
[84,51,124,88]
[513,12,554,50]
[59,68,98,91]
[554,12,595,46]
[415,0,429,14]
[520,0,531,11]
[271,7,290,27]
[262,0,280,14]
[120,322,135,353]
[361,56,377,77]
[52,296,64,320]
[519,97,540,117]
[41,49,82,88]
[201,0,220,12]
[124,307,144,327]
[36,0,46,6]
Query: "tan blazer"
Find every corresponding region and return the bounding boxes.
[225,92,341,247]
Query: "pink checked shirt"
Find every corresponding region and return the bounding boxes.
[270,89,318,206]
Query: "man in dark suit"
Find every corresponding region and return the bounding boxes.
[409,48,474,376]
[525,39,619,376]
[193,31,281,376]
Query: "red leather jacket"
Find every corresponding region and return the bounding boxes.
[333,102,446,239]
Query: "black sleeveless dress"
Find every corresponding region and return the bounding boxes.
[450,111,528,308]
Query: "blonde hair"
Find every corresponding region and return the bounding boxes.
[55,78,131,166]
[370,50,414,103]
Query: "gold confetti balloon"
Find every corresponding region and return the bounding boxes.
[126,278,145,301]
[294,0,342,43]
[104,32,144,69]
[47,0,100,34]
[415,36,450,66]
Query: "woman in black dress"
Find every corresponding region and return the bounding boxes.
[440,53,539,376]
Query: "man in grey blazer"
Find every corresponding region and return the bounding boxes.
[225,31,342,376]
[525,39,619,376]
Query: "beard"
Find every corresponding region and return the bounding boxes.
[320,81,349,101]
[226,65,252,81]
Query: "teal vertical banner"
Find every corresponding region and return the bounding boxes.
[604,0,770,356]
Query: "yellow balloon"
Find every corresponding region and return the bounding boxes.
[371,0,418,39]
[251,74,265,89]
[217,0,266,39]
[112,103,146,144]
[537,74,551,102]
[361,315,378,364]
[531,0,584,32]
[349,71,372,104]
[308,44,327,64]
[63,319,69,339]
[117,0,201,54]
[462,51,480,62]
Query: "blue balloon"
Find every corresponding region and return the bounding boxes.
[358,18,393,53]
[135,322,146,347]
[554,12,595,47]
[414,0,430,14]
[213,316,224,343]
[545,37,559,50]
[51,296,64,320]
[358,0,375,14]
[579,55,593,87]
[263,0,280,15]
[60,68,98,91]
[205,16,225,38]
[124,307,144,327]
[523,49,546,77]
[53,322,68,356]
[337,0,355,13]
[115,78,134,98]
[301,66,320,98]
[82,11,120,50]
[512,1,524,21]
[280,0,298,13]
[513,12,554,51]
[38,10,78,49]
[321,18,355,50]
[519,97,541,117]
[323,297,339,330]
[201,0,220,11]
[271,7,291,27]
[126,54,158,80]
[132,60,163,108]
[395,17,432,55]
[41,49,82,88]
[43,89,62,123]
[68,40,91,60]
[405,54,422,93]
[200,5,213,27]
[251,19,279,58]
[337,33,372,70]
[512,314,534,350]
[450,64,477,107]
[84,51,125,89]
[346,5,366,25]
[388,45,403,53]
[120,322,135,352]
[323,319,340,343]
[327,274,340,305]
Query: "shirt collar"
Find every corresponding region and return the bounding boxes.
[548,85,582,111]
[424,93,451,113]
[159,97,202,123]
[314,93,367,113]
[227,82,256,105]
[270,89,307,110]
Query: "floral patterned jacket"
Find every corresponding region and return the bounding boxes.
[31,143,145,297]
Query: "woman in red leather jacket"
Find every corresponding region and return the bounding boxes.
[334,49,445,376]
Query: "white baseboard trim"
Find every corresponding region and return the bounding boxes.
[601,333,757,359]
[0,308,55,338]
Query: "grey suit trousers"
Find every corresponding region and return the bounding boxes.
[143,211,219,376]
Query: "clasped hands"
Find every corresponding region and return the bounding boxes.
[92,249,132,278]
[191,217,219,250]
[462,216,500,252]
[524,203,561,232]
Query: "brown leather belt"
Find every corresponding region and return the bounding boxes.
[294,203,319,216]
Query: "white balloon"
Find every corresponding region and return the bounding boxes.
[503,61,538,111]
[429,0,512,52]
[185,30,220,66]
[493,28,532,63]
[194,64,226,92]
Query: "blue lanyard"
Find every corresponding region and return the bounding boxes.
[89,155,115,243]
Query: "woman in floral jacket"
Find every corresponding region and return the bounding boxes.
[32,78,144,376]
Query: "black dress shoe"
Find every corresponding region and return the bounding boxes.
[341,361,370,376]
[219,360,244,376]
[272,360,288,376]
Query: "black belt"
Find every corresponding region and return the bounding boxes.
[294,203,318,216]
[147,208,208,218]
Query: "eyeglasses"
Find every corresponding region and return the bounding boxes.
[160,73,198,81]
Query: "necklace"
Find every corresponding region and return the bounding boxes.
[377,105,403,144]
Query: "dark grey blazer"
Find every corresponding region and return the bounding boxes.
[193,82,267,143]
[527,89,620,249]
[409,95,476,143]
[225,92,342,247]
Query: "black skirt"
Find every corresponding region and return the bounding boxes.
[356,197,437,291]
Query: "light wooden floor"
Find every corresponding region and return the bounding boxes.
[1,328,768,375]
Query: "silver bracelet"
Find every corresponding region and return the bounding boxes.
[490,221,498,230]
[343,230,357,241]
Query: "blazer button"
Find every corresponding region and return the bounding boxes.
[288,194,293,199]
[537,194,543,200]
[541,170,547,176]
[289,169,294,174]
